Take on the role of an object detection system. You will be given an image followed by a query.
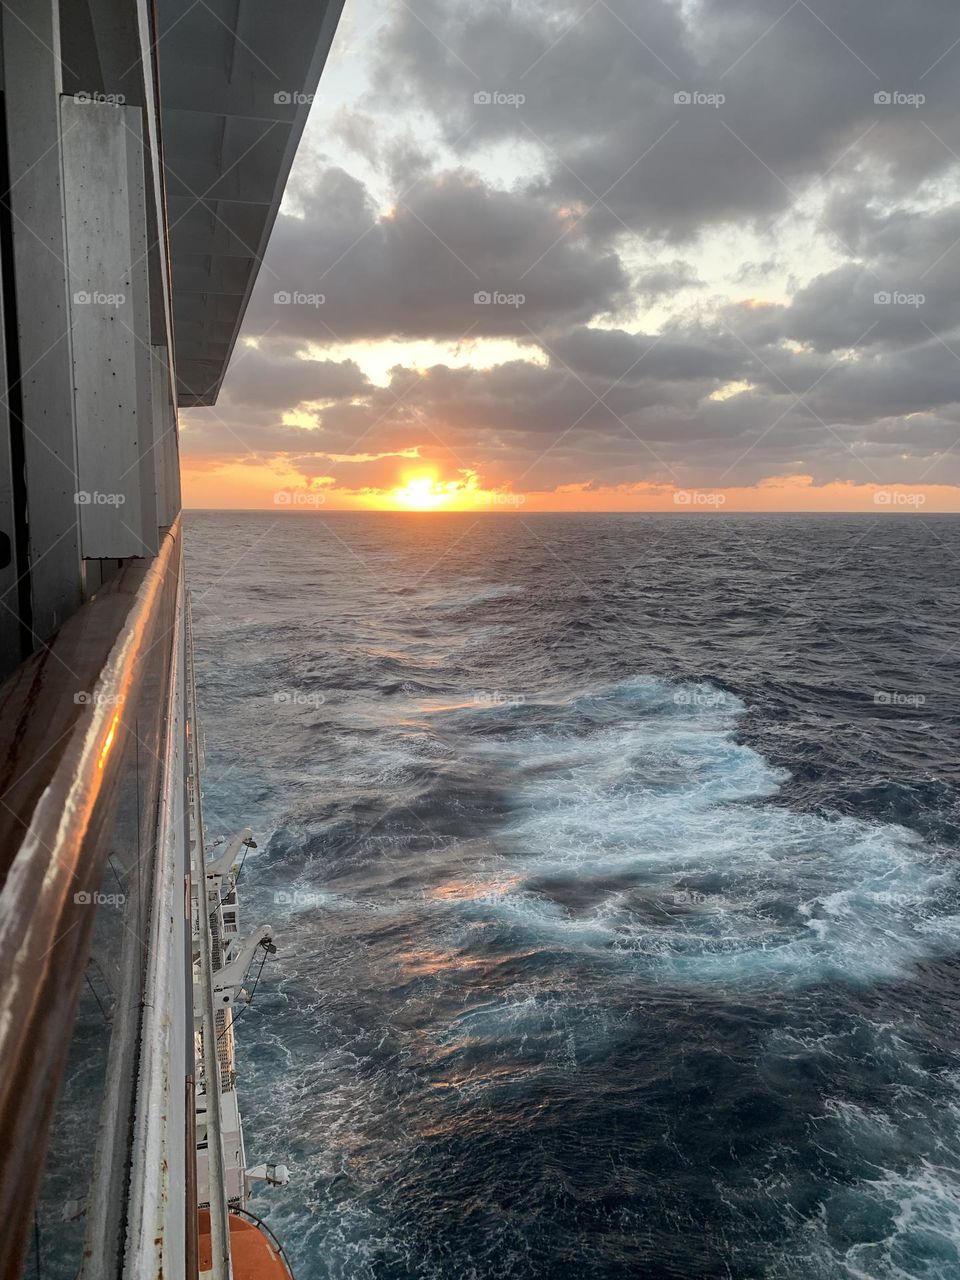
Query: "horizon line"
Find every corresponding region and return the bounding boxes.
[182,506,960,516]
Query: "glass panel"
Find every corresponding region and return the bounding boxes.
[1,533,182,1279]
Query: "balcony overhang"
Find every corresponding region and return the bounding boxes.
[156,0,344,407]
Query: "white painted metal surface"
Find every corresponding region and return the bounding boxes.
[150,343,182,528]
[187,601,233,1280]
[61,98,152,559]
[121,554,189,1280]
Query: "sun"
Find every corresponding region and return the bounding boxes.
[389,471,453,510]
[371,466,490,511]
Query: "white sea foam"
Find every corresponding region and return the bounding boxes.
[459,676,957,986]
[754,1023,960,1276]
[780,1105,960,1279]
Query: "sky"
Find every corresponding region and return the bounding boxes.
[181,0,960,512]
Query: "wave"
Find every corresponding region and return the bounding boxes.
[419,581,526,610]
[435,676,959,988]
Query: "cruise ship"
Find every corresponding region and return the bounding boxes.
[0,0,344,1275]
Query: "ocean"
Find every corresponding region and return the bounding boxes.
[186,511,960,1280]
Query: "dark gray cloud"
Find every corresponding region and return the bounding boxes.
[549,325,743,384]
[245,166,629,343]
[370,0,960,238]
[222,344,373,406]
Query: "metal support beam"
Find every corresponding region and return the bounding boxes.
[151,343,181,528]
[61,98,157,559]
[0,203,23,671]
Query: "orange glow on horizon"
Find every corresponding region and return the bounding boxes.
[387,471,454,510]
[179,460,960,514]
[365,467,499,511]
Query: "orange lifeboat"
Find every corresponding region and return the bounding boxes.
[198,1207,296,1279]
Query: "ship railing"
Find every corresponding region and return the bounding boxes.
[229,1206,298,1280]
[186,598,235,1279]
[0,519,192,1279]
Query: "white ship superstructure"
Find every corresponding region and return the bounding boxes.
[0,1,344,1277]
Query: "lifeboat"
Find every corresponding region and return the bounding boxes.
[198,1207,296,1279]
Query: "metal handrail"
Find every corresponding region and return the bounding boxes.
[186,596,233,1280]
[229,1206,298,1279]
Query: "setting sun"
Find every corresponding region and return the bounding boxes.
[371,468,490,511]
[390,472,451,509]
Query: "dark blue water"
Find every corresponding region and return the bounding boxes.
[187,512,960,1280]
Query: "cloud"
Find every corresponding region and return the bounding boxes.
[636,260,704,299]
[368,0,960,239]
[180,0,960,504]
[245,166,629,344]
[185,333,960,495]
[222,344,373,406]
